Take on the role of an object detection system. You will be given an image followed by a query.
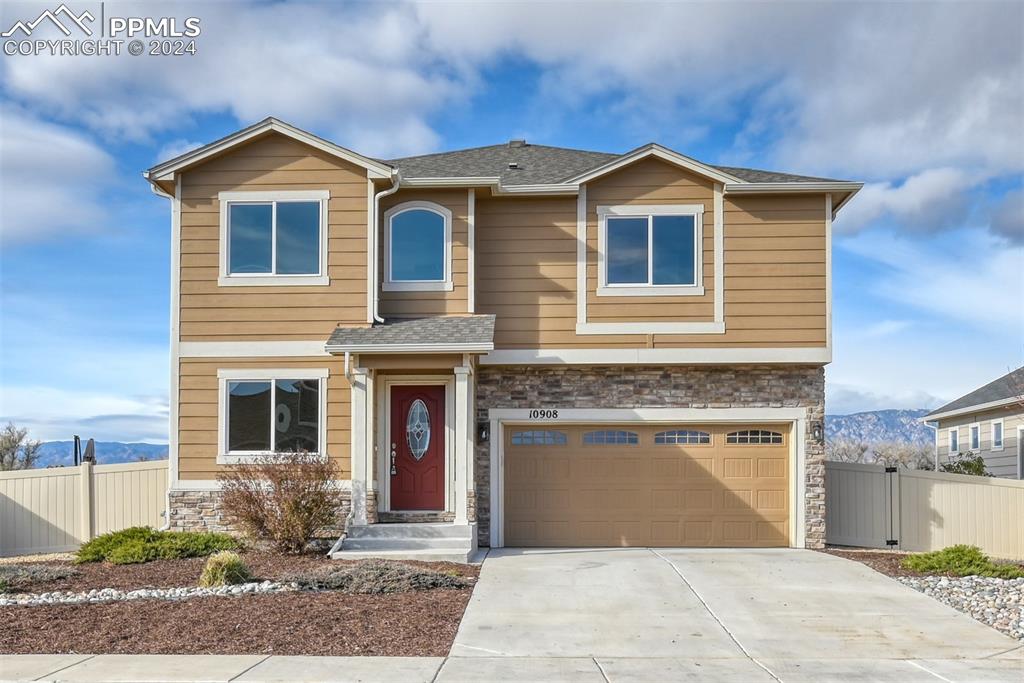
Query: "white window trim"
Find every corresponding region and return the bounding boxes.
[948,427,959,454]
[218,190,330,287]
[382,200,454,292]
[969,422,981,451]
[991,418,1004,451]
[596,204,705,297]
[1018,425,1023,480]
[216,368,329,464]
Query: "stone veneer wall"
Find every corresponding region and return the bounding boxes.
[168,488,352,536]
[473,365,826,548]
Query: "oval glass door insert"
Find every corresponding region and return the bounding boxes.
[406,399,430,461]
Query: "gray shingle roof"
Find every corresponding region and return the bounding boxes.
[925,367,1024,418]
[387,143,848,185]
[326,315,496,351]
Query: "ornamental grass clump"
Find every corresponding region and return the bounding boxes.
[218,452,341,554]
[198,551,252,587]
[76,527,239,565]
[901,545,1024,579]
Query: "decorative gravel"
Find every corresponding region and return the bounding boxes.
[1,580,294,607]
[897,575,1024,642]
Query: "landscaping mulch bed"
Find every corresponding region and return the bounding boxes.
[8,551,476,593]
[2,589,472,656]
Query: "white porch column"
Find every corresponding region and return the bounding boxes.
[349,367,371,526]
[453,366,472,525]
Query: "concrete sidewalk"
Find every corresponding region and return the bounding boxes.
[3,652,1024,682]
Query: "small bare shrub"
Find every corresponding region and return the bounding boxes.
[826,440,869,463]
[286,559,470,594]
[218,452,340,553]
[871,442,934,470]
[198,551,252,587]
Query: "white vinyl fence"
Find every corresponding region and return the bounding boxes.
[0,461,168,557]
[826,461,1024,560]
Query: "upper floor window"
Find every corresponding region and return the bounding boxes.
[218,190,329,287]
[949,428,959,454]
[970,423,980,451]
[992,419,1004,450]
[384,201,453,291]
[597,204,704,297]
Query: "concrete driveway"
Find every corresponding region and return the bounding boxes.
[445,548,1023,682]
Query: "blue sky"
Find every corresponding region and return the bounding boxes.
[0,1,1021,443]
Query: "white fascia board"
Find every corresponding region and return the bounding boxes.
[401,177,500,187]
[724,182,863,194]
[920,397,1023,423]
[179,341,332,357]
[495,184,579,196]
[325,343,494,354]
[576,321,725,335]
[567,144,743,186]
[479,346,832,365]
[148,118,393,181]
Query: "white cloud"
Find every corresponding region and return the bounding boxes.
[0,385,167,442]
[826,383,942,416]
[155,138,203,163]
[860,320,913,339]
[991,188,1024,244]
[0,109,117,244]
[839,229,1023,330]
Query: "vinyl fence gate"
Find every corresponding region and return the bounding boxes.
[825,461,1024,561]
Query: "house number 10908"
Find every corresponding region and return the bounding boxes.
[528,409,559,419]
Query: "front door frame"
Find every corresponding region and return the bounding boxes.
[377,375,455,514]
[487,407,809,549]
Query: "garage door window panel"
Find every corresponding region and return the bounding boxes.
[583,430,639,445]
[726,429,783,445]
[654,429,711,445]
[510,430,567,446]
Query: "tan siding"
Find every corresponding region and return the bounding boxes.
[378,189,470,317]
[177,357,350,480]
[178,133,369,341]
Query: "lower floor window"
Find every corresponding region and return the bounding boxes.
[227,378,320,454]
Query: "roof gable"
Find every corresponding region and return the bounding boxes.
[145,118,393,182]
[924,367,1024,420]
[566,144,742,186]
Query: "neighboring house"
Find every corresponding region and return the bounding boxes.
[144,117,860,559]
[923,367,1024,479]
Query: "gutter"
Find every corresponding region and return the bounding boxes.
[917,396,1021,423]
[370,170,402,324]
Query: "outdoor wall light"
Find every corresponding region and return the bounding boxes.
[812,422,823,441]
[477,421,490,444]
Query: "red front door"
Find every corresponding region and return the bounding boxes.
[390,385,445,510]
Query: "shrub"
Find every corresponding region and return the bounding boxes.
[76,526,238,564]
[198,551,252,587]
[901,545,1024,579]
[0,563,77,593]
[287,559,470,594]
[940,453,990,477]
[218,452,341,554]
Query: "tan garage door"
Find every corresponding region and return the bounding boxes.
[504,423,790,547]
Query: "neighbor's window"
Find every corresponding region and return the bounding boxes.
[583,430,639,445]
[949,428,959,454]
[227,378,320,454]
[654,429,711,445]
[992,420,1004,450]
[970,424,980,450]
[220,191,328,285]
[599,206,702,295]
[385,202,452,290]
[726,430,783,445]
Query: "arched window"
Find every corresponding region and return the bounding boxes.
[726,429,783,445]
[510,430,568,446]
[583,430,639,445]
[384,201,453,291]
[654,429,711,445]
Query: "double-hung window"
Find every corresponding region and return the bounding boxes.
[219,190,329,286]
[948,428,959,454]
[218,369,328,462]
[991,419,1004,451]
[970,423,981,451]
[598,204,704,296]
[383,201,453,291]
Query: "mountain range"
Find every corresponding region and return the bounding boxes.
[35,441,168,468]
[825,408,933,446]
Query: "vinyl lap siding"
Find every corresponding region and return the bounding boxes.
[179,134,369,341]
[936,407,1023,479]
[379,189,470,317]
[177,357,350,480]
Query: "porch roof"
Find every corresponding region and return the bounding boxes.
[325,315,496,354]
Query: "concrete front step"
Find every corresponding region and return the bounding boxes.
[330,548,482,563]
[341,537,473,551]
[346,523,475,540]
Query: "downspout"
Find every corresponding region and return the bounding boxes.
[371,170,402,323]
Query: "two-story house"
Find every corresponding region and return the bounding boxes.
[145,118,860,560]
